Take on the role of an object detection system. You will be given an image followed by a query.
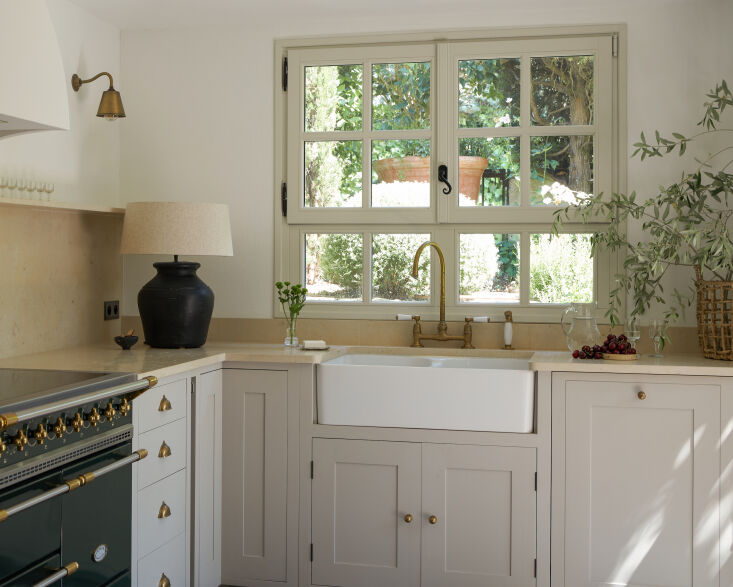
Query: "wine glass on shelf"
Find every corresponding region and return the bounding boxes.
[7,177,17,198]
[0,176,7,198]
[648,320,665,358]
[626,317,641,353]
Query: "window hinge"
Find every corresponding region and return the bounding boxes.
[310,460,314,479]
[281,182,287,217]
[191,377,196,395]
[310,543,314,562]
[534,558,537,578]
[534,472,537,491]
[611,34,618,57]
[282,56,288,91]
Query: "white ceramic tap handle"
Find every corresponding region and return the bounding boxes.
[472,316,489,323]
[396,314,415,321]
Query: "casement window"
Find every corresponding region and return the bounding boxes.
[275,28,624,321]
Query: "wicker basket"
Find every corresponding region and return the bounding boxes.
[696,267,733,360]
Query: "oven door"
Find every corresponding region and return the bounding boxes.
[61,443,132,586]
[0,471,62,585]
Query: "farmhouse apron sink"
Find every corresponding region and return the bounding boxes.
[316,353,535,432]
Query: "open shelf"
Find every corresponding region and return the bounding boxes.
[0,196,124,215]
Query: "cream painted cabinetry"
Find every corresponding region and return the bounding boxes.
[131,368,223,587]
[722,387,733,586]
[221,367,300,587]
[552,373,722,587]
[311,438,537,587]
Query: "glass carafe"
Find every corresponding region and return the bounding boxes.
[561,302,601,351]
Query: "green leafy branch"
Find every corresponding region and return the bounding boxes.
[275,281,308,341]
[552,81,733,328]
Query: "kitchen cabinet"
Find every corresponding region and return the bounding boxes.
[131,372,193,587]
[311,438,537,587]
[552,373,721,587]
[221,368,292,586]
[722,386,733,587]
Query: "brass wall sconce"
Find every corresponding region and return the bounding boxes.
[71,72,125,120]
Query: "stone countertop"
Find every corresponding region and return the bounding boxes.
[0,342,731,379]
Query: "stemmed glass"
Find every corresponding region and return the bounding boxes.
[626,317,641,353]
[648,320,665,358]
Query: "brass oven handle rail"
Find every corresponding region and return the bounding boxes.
[0,449,148,523]
[0,376,158,431]
[32,562,79,587]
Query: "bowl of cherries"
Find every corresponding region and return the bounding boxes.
[572,333,638,361]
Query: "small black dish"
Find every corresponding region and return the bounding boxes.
[114,335,139,350]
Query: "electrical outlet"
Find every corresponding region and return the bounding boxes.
[104,300,120,321]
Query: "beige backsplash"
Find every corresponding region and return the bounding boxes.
[121,316,701,355]
[0,205,122,359]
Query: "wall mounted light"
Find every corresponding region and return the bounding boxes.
[71,72,125,121]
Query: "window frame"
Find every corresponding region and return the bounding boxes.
[274,25,627,323]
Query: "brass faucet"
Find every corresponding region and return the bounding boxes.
[409,241,480,348]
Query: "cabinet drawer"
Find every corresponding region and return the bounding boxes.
[137,418,187,490]
[136,378,187,433]
[138,532,186,587]
[138,469,186,556]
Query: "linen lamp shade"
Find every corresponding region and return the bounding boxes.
[121,202,233,348]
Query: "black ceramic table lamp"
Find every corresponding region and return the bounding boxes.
[120,202,233,348]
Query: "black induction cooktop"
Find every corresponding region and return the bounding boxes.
[0,368,135,412]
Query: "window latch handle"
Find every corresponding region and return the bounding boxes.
[437,164,452,195]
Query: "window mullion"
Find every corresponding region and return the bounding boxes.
[363,59,372,210]
[363,231,372,303]
[520,53,531,209]
[520,231,530,305]
[436,41,452,223]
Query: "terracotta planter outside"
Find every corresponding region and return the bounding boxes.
[372,156,489,201]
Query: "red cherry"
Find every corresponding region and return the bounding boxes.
[630,348,637,354]
[594,352,602,359]
[608,342,617,351]
[572,350,580,358]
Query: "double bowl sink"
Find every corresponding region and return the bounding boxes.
[316,352,535,433]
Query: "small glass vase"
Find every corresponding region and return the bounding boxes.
[284,322,299,348]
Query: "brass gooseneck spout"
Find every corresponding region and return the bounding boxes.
[409,240,477,348]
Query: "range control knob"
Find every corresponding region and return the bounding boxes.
[53,417,66,438]
[118,398,131,417]
[88,408,101,427]
[34,423,48,445]
[14,430,28,451]
[71,412,84,432]
[104,402,116,422]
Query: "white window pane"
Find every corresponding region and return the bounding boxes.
[372,233,430,302]
[458,138,520,207]
[304,141,362,208]
[305,64,363,132]
[459,58,520,128]
[372,140,431,207]
[305,233,363,301]
[531,56,594,126]
[529,234,593,303]
[460,234,519,304]
[372,62,431,131]
[531,135,593,206]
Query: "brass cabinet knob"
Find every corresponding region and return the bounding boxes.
[71,412,84,432]
[88,407,101,427]
[0,437,6,455]
[34,423,48,445]
[158,395,172,412]
[104,402,116,422]
[638,391,647,400]
[428,515,438,525]
[159,573,171,587]
[158,502,171,519]
[53,417,66,438]
[13,430,28,451]
[118,397,131,417]
[158,441,172,459]
[404,514,413,523]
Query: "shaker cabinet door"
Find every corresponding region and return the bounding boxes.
[421,443,537,587]
[311,438,421,587]
[562,377,720,587]
[221,368,289,584]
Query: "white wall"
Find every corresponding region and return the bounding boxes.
[0,0,121,207]
[120,0,733,322]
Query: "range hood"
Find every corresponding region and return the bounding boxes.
[0,0,70,139]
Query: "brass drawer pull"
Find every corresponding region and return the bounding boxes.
[158,441,172,458]
[32,561,79,587]
[159,573,171,587]
[404,513,413,523]
[158,501,171,519]
[638,391,647,400]
[158,395,172,412]
[428,515,438,525]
